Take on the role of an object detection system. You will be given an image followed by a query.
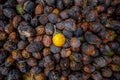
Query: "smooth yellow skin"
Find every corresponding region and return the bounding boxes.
[52,33,66,47]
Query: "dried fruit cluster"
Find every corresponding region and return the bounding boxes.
[0,0,120,80]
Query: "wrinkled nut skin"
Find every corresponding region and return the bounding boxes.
[43,35,52,47]
[35,4,43,15]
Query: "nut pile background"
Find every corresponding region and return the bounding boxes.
[0,0,120,80]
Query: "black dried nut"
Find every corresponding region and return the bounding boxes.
[39,14,48,25]
[81,43,95,56]
[50,44,61,54]
[85,31,102,45]
[63,0,73,8]
[3,8,16,18]
[45,0,55,6]
[64,19,76,31]
[63,30,73,38]
[30,66,42,74]
[70,52,82,62]
[48,13,58,23]
[85,10,98,22]
[17,40,28,50]
[60,58,70,70]
[27,41,43,53]
[56,0,64,10]
[60,10,69,19]
[27,58,37,67]
[24,1,35,13]
[56,22,65,30]
[70,61,82,71]
[45,23,54,35]
[44,6,53,14]
[18,24,35,37]
[48,70,60,80]
[68,72,82,80]
[0,49,8,64]
[90,22,103,33]
[74,28,83,37]
[17,62,30,73]
[7,69,21,80]
[30,17,38,27]
[92,71,103,80]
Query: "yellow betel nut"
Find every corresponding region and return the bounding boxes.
[52,33,66,47]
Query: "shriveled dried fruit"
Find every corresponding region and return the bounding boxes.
[70,37,81,48]
[27,41,43,53]
[43,35,52,47]
[35,4,43,15]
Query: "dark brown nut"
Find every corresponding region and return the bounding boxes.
[70,37,81,48]
[32,52,42,59]
[5,56,15,67]
[4,41,17,52]
[80,22,89,32]
[35,25,45,35]
[71,47,80,52]
[12,15,21,28]
[42,48,51,57]
[8,32,18,42]
[52,8,60,14]
[60,58,70,70]
[56,21,65,30]
[12,50,22,60]
[22,50,31,59]
[5,23,15,34]
[70,61,82,71]
[0,31,7,40]
[69,52,82,63]
[83,64,95,73]
[101,68,112,78]
[82,54,92,65]
[17,40,28,50]
[35,4,43,15]
[42,35,52,47]
[27,58,37,67]
[96,5,106,12]
[44,60,54,70]
[109,64,120,72]
[81,43,95,56]
[44,6,53,14]
[60,75,67,80]
[112,55,120,64]
[60,48,71,58]
[34,36,43,42]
